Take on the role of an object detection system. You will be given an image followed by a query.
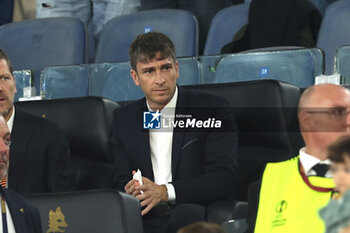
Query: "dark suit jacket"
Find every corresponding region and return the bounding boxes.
[113,87,238,204]
[9,108,74,194]
[1,186,42,233]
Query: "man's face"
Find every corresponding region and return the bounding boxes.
[0,59,16,121]
[300,85,350,156]
[130,52,179,110]
[331,156,350,196]
[0,117,10,179]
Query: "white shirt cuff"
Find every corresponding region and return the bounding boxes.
[165,183,176,202]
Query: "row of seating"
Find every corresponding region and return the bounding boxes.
[206,0,350,75]
[0,9,197,91]
[2,0,350,91]
[16,45,350,102]
[12,48,320,101]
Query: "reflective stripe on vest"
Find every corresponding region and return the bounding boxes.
[254,156,334,233]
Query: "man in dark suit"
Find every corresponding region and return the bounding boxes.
[0,48,74,194]
[0,114,42,233]
[112,32,238,233]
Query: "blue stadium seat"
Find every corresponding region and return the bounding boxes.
[203,3,249,55]
[26,190,143,233]
[212,49,317,88]
[177,57,203,85]
[41,65,89,99]
[335,45,350,84]
[310,47,325,76]
[0,17,86,91]
[198,55,225,84]
[13,70,33,102]
[241,46,324,76]
[95,9,198,63]
[317,0,350,74]
[308,0,338,15]
[89,62,144,101]
[89,58,201,101]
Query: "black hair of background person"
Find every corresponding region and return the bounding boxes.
[221,0,322,53]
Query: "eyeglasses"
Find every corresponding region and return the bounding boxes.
[306,108,350,119]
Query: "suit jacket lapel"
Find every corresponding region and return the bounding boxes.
[1,187,27,233]
[171,87,187,178]
[139,100,154,180]
[9,108,33,191]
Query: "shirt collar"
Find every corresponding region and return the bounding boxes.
[299,147,331,174]
[7,106,15,133]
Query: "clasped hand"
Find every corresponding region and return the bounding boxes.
[124,171,168,216]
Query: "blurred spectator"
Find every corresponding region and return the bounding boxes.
[319,136,350,233]
[13,0,36,22]
[222,0,322,53]
[36,0,141,40]
[0,0,14,26]
[141,0,232,54]
[246,84,350,233]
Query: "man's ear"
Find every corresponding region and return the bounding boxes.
[175,61,179,80]
[130,69,140,86]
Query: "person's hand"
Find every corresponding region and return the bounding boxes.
[135,176,168,216]
[339,224,350,233]
[124,170,141,197]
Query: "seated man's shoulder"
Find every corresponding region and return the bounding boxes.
[115,99,144,115]
[14,108,64,135]
[182,88,229,106]
[267,156,299,168]
[4,188,38,211]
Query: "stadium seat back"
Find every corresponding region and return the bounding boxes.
[204,3,249,55]
[95,9,198,63]
[0,17,86,91]
[183,80,302,200]
[317,0,350,74]
[26,190,143,233]
[16,97,119,190]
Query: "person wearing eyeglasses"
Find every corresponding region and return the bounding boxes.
[0,115,42,233]
[247,84,350,233]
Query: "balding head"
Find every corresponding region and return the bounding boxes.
[298,84,350,160]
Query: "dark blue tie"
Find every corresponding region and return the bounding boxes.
[312,164,330,177]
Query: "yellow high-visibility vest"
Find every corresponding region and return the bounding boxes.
[254,156,334,233]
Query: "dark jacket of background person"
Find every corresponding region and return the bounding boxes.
[9,108,74,194]
[221,0,322,53]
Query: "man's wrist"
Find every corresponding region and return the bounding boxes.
[161,185,169,201]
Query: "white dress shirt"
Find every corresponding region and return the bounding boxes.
[147,87,178,202]
[7,107,15,133]
[299,147,332,178]
[0,196,16,233]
